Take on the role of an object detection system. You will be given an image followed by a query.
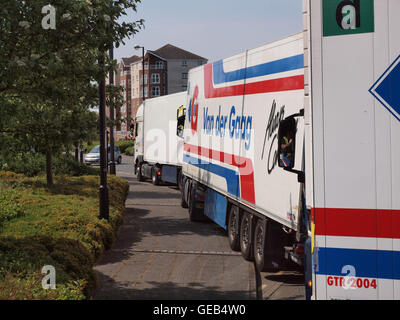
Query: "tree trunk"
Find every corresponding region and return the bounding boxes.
[75,144,79,161]
[46,150,53,187]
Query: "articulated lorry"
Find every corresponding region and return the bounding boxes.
[180,0,400,300]
[134,91,186,186]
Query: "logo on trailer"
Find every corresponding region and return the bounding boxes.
[261,100,285,174]
[188,85,199,134]
[336,0,360,30]
[323,0,374,37]
[369,54,400,122]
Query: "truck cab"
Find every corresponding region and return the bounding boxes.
[133,104,144,176]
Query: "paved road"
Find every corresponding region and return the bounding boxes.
[92,156,305,300]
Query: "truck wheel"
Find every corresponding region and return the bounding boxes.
[181,178,188,208]
[137,164,144,182]
[177,170,183,191]
[240,213,253,261]
[253,218,276,272]
[228,205,240,251]
[152,168,160,185]
[188,182,204,222]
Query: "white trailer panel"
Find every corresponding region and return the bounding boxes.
[141,92,186,166]
[310,0,400,300]
[183,34,305,230]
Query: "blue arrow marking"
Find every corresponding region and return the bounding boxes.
[369,54,400,121]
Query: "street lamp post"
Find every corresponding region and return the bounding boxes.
[134,45,145,155]
[109,47,116,175]
[134,45,145,104]
[98,52,109,221]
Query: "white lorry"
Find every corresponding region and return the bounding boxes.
[134,92,186,186]
[180,0,400,300]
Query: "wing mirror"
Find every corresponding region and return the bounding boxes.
[278,109,304,183]
[177,105,186,138]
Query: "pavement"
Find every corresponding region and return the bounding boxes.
[91,156,305,300]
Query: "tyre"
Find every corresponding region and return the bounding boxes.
[117,156,122,164]
[152,167,160,185]
[240,213,253,261]
[228,205,240,251]
[180,178,188,208]
[188,182,204,221]
[253,218,276,272]
[137,164,144,182]
[177,170,183,191]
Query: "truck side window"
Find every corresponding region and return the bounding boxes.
[177,105,186,138]
[278,117,297,169]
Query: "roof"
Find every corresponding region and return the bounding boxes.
[152,44,207,61]
[121,55,141,66]
[146,51,167,61]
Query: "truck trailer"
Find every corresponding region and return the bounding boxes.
[134,92,186,187]
[180,0,400,300]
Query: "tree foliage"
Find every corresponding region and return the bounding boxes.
[106,84,125,128]
[0,0,144,186]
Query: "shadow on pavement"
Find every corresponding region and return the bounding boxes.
[263,272,305,286]
[92,161,257,300]
[92,274,252,300]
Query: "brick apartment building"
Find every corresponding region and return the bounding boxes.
[130,50,168,127]
[107,44,207,140]
[108,55,141,140]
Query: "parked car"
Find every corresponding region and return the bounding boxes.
[84,145,122,165]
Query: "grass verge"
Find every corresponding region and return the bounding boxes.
[0,171,129,299]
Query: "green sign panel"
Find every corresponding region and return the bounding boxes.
[323,0,374,37]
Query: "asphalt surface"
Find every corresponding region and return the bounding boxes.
[92,156,305,300]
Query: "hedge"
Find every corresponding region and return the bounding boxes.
[85,140,135,155]
[0,153,99,178]
[0,171,129,299]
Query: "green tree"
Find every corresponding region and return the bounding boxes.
[0,0,144,186]
[106,84,125,129]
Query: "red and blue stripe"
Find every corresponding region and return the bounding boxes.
[204,54,304,99]
[313,208,400,281]
[212,54,304,84]
[184,143,255,205]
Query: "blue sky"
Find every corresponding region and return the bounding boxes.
[116,0,303,63]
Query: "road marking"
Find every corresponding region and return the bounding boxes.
[263,282,285,300]
[111,260,127,279]
[131,250,157,290]
[131,223,161,289]
[167,240,181,281]
[129,248,242,257]
[128,203,183,207]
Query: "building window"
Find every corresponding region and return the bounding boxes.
[151,86,160,97]
[140,87,148,98]
[198,60,204,66]
[151,73,160,84]
[140,74,147,85]
[182,73,188,79]
[155,61,164,69]
[182,60,187,67]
